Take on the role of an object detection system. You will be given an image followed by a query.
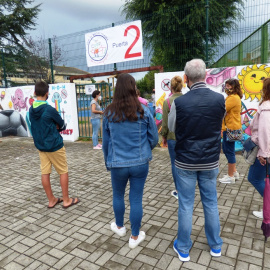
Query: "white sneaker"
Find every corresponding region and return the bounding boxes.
[171,190,178,199]
[93,145,102,150]
[129,231,145,249]
[234,171,240,180]
[219,175,235,184]
[210,248,221,257]
[253,210,263,219]
[111,222,126,237]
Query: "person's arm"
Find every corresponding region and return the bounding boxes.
[161,99,169,146]
[50,107,66,132]
[225,95,237,113]
[168,101,176,133]
[146,108,159,150]
[91,102,103,114]
[138,97,148,106]
[257,110,270,158]
[102,117,110,170]
[250,110,259,145]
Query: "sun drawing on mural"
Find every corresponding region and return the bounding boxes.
[238,64,270,101]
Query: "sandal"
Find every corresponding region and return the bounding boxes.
[63,198,80,209]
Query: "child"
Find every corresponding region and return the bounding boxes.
[29,81,79,208]
[136,89,149,106]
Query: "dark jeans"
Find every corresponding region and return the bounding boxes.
[248,158,270,197]
[110,163,149,236]
[222,131,236,163]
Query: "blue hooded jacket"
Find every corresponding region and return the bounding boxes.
[29,101,66,152]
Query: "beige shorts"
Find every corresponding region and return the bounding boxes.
[39,147,68,175]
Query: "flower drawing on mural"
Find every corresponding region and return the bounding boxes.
[238,64,270,101]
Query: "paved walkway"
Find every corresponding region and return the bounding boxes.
[0,137,269,270]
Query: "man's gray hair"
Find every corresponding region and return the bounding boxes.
[184,59,206,83]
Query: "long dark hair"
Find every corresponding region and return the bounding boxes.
[104,73,144,122]
[260,77,270,105]
[225,79,243,99]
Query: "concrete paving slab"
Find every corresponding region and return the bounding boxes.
[0,137,269,269]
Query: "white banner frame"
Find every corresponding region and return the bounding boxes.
[85,20,143,67]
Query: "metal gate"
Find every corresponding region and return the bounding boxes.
[76,83,112,138]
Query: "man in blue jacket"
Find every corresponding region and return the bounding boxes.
[168,59,225,262]
[29,81,79,209]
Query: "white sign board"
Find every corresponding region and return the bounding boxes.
[0,83,79,142]
[85,85,96,95]
[85,20,143,67]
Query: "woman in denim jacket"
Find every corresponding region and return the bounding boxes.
[103,73,158,249]
[248,78,270,219]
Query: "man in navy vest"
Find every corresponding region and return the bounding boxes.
[168,59,225,262]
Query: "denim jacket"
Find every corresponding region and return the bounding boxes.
[102,106,158,169]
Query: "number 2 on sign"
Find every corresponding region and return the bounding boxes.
[124,25,142,59]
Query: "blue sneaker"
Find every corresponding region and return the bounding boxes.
[210,248,221,257]
[173,240,190,262]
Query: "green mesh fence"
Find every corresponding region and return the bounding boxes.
[212,0,270,67]
[212,20,270,68]
[1,0,270,86]
[49,0,270,74]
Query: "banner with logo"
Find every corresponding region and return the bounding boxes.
[85,20,143,67]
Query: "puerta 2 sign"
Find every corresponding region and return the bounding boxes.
[85,20,143,67]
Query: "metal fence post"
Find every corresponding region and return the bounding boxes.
[112,23,117,71]
[261,23,268,64]
[238,43,243,65]
[1,48,8,87]
[205,0,209,67]
[48,38,55,83]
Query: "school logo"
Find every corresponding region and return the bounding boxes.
[87,34,108,62]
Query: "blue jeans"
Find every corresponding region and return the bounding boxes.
[175,167,223,254]
[222,131,236,163]
[91,118,101,146]
[111,163,149,236]
[167,140,177,190]
[248,158,269,197]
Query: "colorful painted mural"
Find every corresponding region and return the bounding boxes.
[155,64,268,149]
[0,110,28,137]
[0,83,79,141]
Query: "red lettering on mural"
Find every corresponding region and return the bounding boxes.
[60,129,73,135]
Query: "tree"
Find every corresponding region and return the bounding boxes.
[21,35,65,83]
[136,70,158,96]
[122,0,244,71]
[0,0,41,85]
[1,35,64,85]
[0,0,40,47]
